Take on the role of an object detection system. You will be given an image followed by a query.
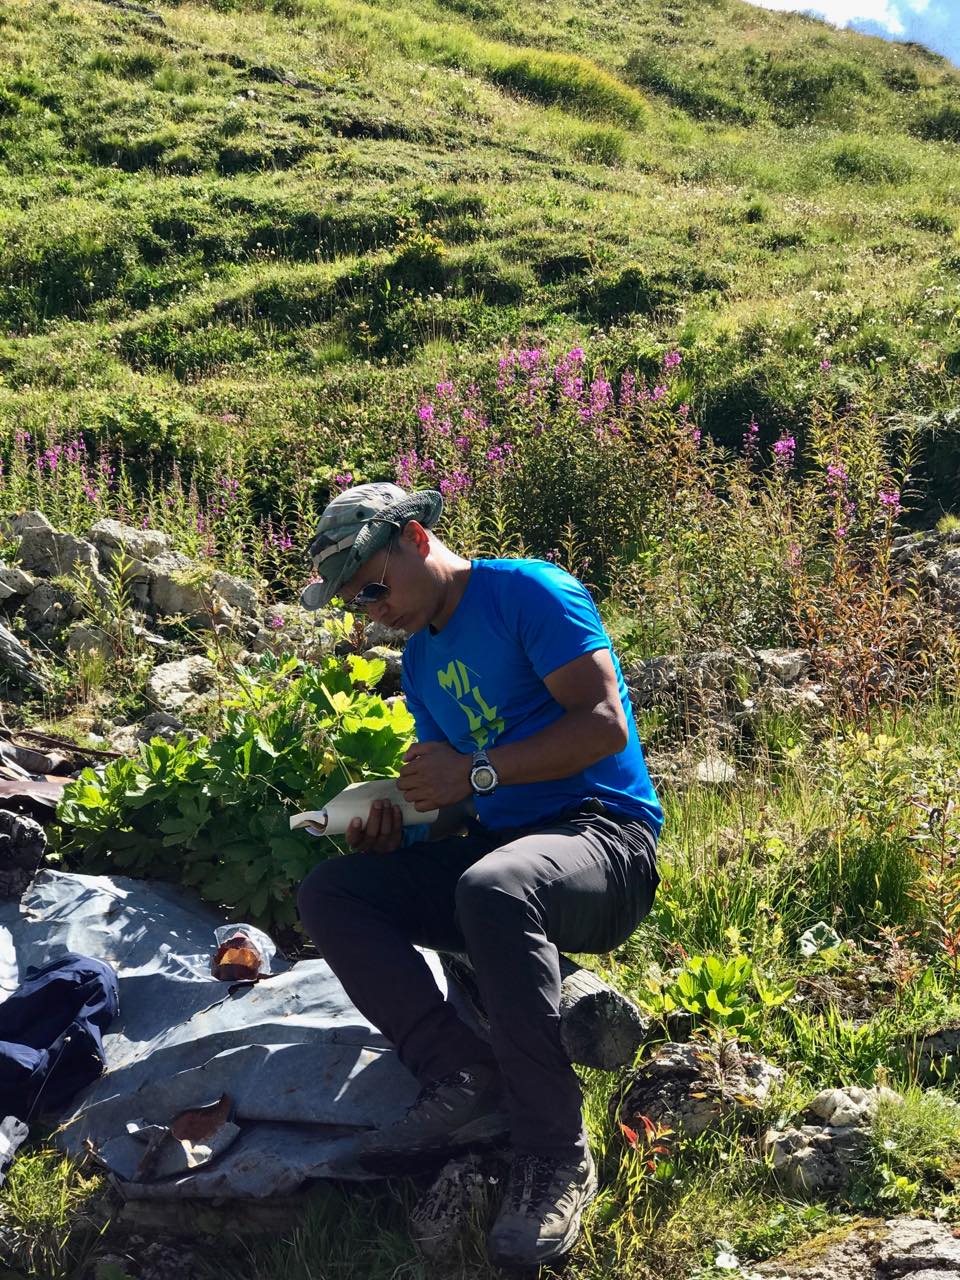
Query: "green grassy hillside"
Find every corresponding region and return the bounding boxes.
[1,0,959,524]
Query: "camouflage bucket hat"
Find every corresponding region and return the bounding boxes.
[300,482,443,611]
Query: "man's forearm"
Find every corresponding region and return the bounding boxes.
[486,706,628,787]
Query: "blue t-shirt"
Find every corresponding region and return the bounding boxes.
[401,559,662,835]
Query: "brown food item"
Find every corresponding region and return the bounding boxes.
[211,934,261,981]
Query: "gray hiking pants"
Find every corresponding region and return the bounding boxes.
[297,805,659,1159]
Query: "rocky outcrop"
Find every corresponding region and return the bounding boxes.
[763,1085,902,1198]
[758,1215,960,1279]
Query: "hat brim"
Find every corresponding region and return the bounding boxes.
[300,489,443,611]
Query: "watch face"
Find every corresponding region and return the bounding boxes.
[472,765,496,792]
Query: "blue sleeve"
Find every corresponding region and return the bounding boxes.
[401,647,445,743]
[500,562,610,680]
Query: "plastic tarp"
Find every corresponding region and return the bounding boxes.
[0,870,465,1198]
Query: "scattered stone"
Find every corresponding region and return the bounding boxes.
[610,1039,783,1142]
[693,754,737,785]
[755,648,811,686]
[65,624,114,663]
[763,1085,902,1198]
[145,655,216,715]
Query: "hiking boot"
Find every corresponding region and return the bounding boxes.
[356,1063,508,1174]
[486,1147,598,1267]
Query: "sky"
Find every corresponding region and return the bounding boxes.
[746,0,960,67]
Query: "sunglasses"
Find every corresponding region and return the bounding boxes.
[349,535,395,609]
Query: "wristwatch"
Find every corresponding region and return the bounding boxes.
[470,749,499,795]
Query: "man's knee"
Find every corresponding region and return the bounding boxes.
[297,855,373,939]
[455,859,533,931]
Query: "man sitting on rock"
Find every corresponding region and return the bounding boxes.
[297,482,662,1268]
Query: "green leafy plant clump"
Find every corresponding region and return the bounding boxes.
[55,653,415,931]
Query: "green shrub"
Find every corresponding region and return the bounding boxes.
[754,53,874,126]
[57,654,415,931]
[914,99,960,142]
[828,138,913,184]
[487,48,647,125]
[625,49,757,124]
[569,124,629,166]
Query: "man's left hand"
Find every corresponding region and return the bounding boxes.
[398,741,472,811]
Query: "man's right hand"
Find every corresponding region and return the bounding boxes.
[345,798,404,854]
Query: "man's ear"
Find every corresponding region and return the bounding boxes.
[402,520,431,559]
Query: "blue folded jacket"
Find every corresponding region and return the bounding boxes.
[0,952,118,1122]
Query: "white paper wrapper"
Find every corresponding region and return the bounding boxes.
[290,779,439,837]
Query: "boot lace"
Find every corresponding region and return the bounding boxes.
[505,1154,561,1214]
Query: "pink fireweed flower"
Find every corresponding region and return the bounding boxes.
[742,420,760,460]
[879,488,902,515]
[518,347,544,372]
[663,350,682,370]
[691,428,702,446]
[268,615,285,629]
[819,359,832,371]
[439,469,472,500]
[417,403,435,423]
[826,462,848,488]
[436,381,455,397]
[773,435,796,468]
[397,451,417,488]
[331,471,354,492]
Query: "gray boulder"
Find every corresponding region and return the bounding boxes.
[145,655,216,715]
[17,527,101,579]
[755,648,811,686]
[21,581,81,633]
[148,552,204,617]
[211,571,259,617]
[693,754,737,785]
[88,518,171,565]
[610,1039,783,1142]
[9,509,53,534]
[65,624,114,662]
[0,565,36,599]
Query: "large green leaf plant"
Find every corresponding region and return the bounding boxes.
[56,653,415,931]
